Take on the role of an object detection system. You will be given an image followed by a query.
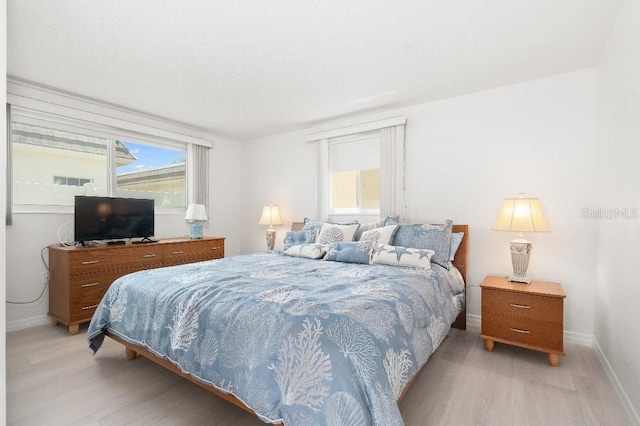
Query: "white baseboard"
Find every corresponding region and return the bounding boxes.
[564,329,593,346]
[592,338,640,426]
[6,315,51,333]
[467,313,481,328]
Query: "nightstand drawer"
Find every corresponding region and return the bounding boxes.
[483,313,563,352]
[482,288,563,324]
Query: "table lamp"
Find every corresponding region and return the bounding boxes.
[258,204,283,251]
[492,195,550,283]
[185,203,208,239]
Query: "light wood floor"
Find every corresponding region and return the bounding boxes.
[7,323,630,426]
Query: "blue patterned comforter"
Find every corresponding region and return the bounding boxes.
[88,252,464,426]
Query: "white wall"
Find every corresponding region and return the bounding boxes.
[5,137,244,328]
[242,69,599,338]
[241,132,318,252]
[595,0,640,421]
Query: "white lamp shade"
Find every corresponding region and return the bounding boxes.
[258,205,283,227]
[185,203,208,222]
[492,197,550,233]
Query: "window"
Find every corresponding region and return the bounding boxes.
[309,115,406,221]
[10,120,187,208]
[115,141,186,207]
[53,176,93,186]
[330,169,381,210]
[328,131,380,215]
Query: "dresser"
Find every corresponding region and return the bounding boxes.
[48,237,225,334]
[480,275,566,366]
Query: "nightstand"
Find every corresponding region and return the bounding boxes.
[480,275,566,366]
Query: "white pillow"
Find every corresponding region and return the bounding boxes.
[360,225,399,246]
[317,223,360,244]
[371,244,434,269]
[283,243,327,259]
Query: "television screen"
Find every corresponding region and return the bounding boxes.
[74,196,154,243]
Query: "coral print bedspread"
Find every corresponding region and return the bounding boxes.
[88,252,464,426]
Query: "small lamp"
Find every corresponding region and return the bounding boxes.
[258,204,283,251]
[492,195,550,284]
[185,203,208,239]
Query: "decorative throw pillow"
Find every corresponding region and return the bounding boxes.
[391,220,453,268]
[317,223,360,244]
[300,218,324,243]
[283,243,327,259]
[324,241,373,264]
[449,232,464,261]
[283,230,320,251]
[301,218,359,243]
[354,216,400,240]
[371,244,435,269]
[384,216,399,226]
[360,225,399,246]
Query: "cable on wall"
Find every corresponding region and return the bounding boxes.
[5,246,50,305]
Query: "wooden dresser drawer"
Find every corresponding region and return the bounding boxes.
[482,288,563,324]
[69,287,108,322]
[68,245,164,275]
[163,239,225,266]
[482,313,563,352]
[68,272,121,295]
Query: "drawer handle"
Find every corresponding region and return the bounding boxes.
[211,247,220,250]
[171,251,183,255]
[81,304,99,310]
[81,260,99,265]
[81,282,100,288]
[510,303,531,309]
[510,327,531,334]
[143,254,157,258]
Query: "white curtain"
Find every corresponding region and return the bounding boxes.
[379,124,406,219]
[315,138,329,221]
[192,144,210,209]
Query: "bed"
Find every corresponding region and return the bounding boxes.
[88,221,468,426]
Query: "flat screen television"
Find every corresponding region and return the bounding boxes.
[74,196,155,244]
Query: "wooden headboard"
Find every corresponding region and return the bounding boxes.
[291,222,468,330]
[451,224,468,330]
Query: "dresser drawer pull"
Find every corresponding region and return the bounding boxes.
[142,254,157,258]
[81,304,99,310]
[81,260,99,265]
[211,247,220,250]
[81,282,100,288]
[510,328,531,334]
[510,303,531,309]
[171,251,183,255]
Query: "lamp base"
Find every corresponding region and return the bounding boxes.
[509,236,532,284]
[508,275,532,284]
[190,223,203,239]
[265,228,276,251]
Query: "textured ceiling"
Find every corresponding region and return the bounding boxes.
[7,0,623,141]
